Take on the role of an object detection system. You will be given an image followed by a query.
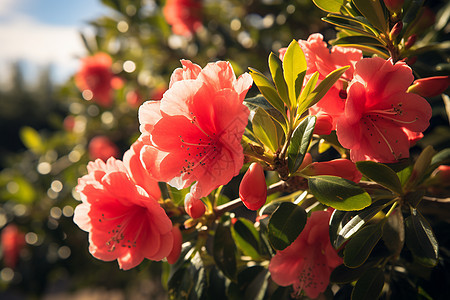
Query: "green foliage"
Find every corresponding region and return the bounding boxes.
[268,202,307,250]
[356,161,403,194]
[308,175,372,211]
[287,116,316,174]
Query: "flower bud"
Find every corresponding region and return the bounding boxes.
[184,193,205,219]
[389,21,403,40]
[1,224,25,269]
[404,34,417,49]
[407,76,450,98]
[431,165,450,186]
[167,225,182,264]
[384,0,404,14]
[239,163,267,211]
[88,136,120,161]
[301,159,362,183]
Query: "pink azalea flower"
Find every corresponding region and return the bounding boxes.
[163,0,203,37]
[138,60,252,198]
[73,157,173,270]
[336,57,432,162]
[279,34,362,134]
[75,53,120,107]
[269,210,342,299]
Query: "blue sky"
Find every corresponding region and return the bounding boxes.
[0,0,109,85]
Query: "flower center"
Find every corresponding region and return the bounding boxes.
[100,210,144,252]
[178,114,219,175]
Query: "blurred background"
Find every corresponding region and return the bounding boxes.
[0,0,448,299]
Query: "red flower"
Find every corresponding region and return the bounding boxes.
[279,34,362,134]
[383,0,404,13]
[336,57,432,162]
[408,75,450,98]
[269,210,342,299]
[167,225,182,264]
[88,136,120,161]
[73,157,173,270]
[301,159,362,183]
[163,0,202,37]
[138,60,252,198]
[184,193,206,219]
[239,162,267,211]
[75,53,120,107]
[1,224,25,269]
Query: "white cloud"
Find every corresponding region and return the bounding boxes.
[0,0,86,84]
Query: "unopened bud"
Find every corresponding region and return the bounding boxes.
[407,76,450,98]
[389,21,403,40]
[239,163,267,211]
[184,193,205,219]
[384,0,404,14]
[404,34,417,49]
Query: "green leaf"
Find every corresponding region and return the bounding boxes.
[252,108,280,153]
[405,208,439,267]
[269,53,289,104]
[429,148,450,171]
[406,145,436,188]
[298,71,319,105]
[287,116,316,174]
[297,66,350,116]
[397,165,412,186]
[308,176,372,211]
[356,161,403,194]
[344,221,384,268]
[382,208,404,256]
[282,40,307,108]
[312,0,345,13]
[333,35,385,47]
[237,266,270,300]
[244,96,288,133]
[214,223,237,280]
[332,42,389,58]
[232,218,261,260]
[249,68,287,115]
[330,260,379,284]
[351,267,385,300]
[322,14,378,36]
[330,198,392,249]
[352,0,387,32]
[20,126,45,154]
[268,202,307,250]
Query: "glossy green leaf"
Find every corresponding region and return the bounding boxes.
[344,221,384,268]
[402,0,425,38]
[268,202,307,250]
[282,40,306,108]
[351,267,385,300]
[429,148,450,172]
[322,14,378,36]
[244,96,288,133]
[269,52,289,104]
[252,108,280,153]
[382,208,404,256]
[214,223,237,280]
[309,176,372,211]
[330,260,379,284]
[406,145,436,188]
[312,0,345,13]
[405,208,438,267]
[249,68,286,115]
[287,116,316,174]
[298,71,319,105]
[333,35,385,47]
[397,165,412,186]
[297,66,350,115]
[356,161,403,194]
[330,198,392,249]
[237,266,270,300]
[20,126,45,154]
[352,0,387,32]
[232,218,261,260]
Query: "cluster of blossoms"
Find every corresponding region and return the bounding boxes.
[280,34,432,163]
[72,27,443,296]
